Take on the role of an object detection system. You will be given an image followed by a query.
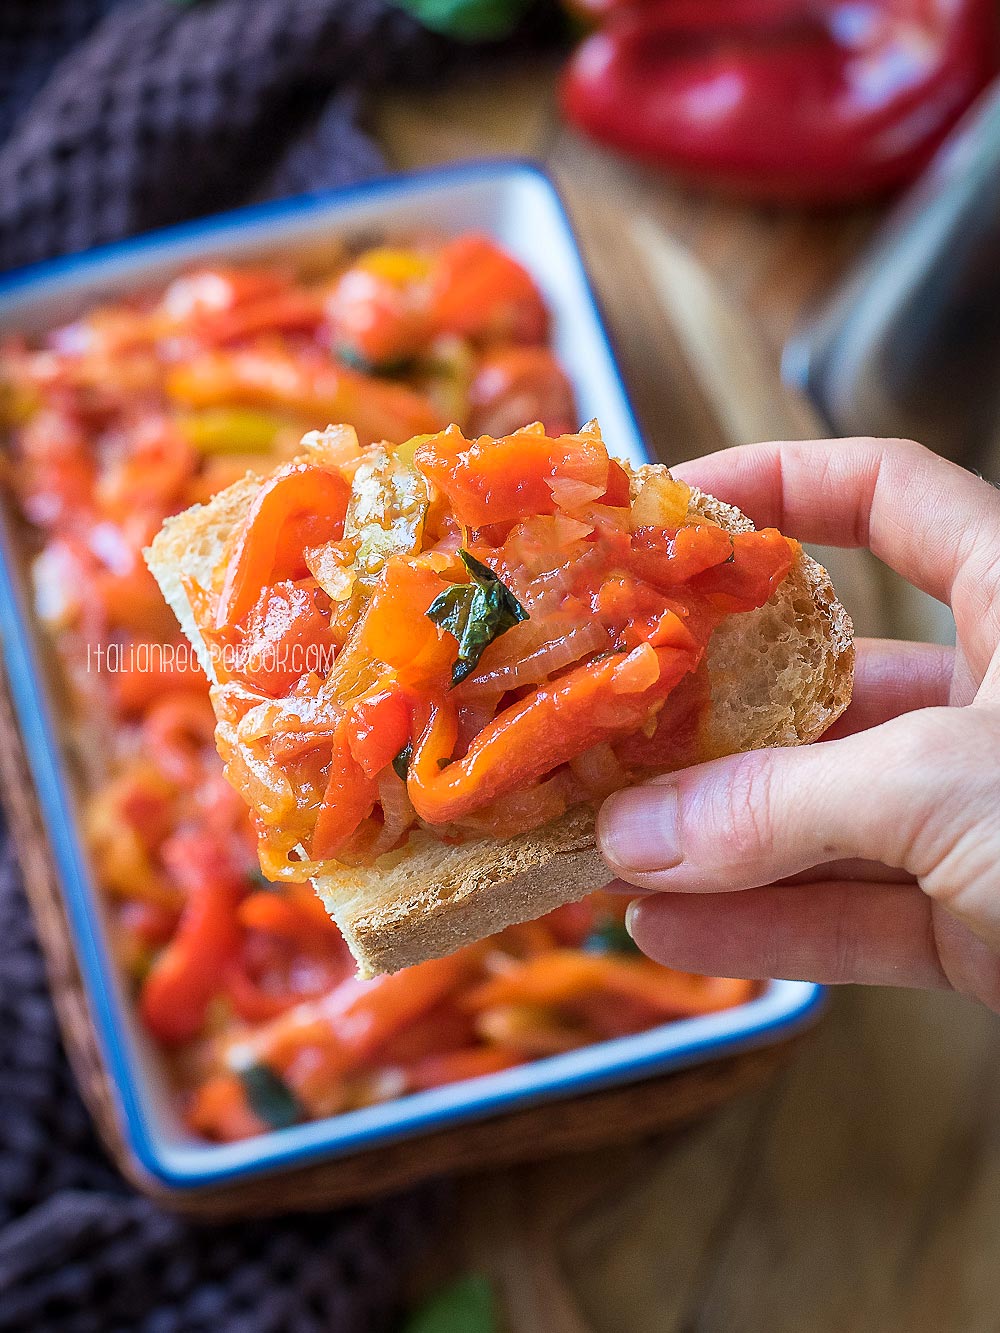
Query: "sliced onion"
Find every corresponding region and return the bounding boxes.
[304,541,354,603]
[548,476,605,513]
[629,472,691,529]
[459,617,610,698]
[568,742,629,800]
[377,770,416,847]
[336,771,416,866]
[452,768,578,839]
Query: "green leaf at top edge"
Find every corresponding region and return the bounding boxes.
[402,1273,498,1333]
[392,0,532,41]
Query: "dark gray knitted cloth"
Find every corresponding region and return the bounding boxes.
[0,826,444,1332]
[0,0,450,272]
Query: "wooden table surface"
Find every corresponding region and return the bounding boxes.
[376,62,1000,1333]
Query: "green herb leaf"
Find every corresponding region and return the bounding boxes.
[403,1274,498,1333]
[426,549,528,687]
[393,740,413,781]
[335,342,415,378]
[392,0,532,41]
[582,919,640,956]
[236,1061,303,1130]
[246,867,278,893]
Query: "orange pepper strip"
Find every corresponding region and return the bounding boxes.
[187,1073,269,1142]
[355,558,456,691]
[165,346,441,446]
[237,888,348,952]
[328,948,481,1061]
[215,461,350,629]
[285,880,348,934]
[405,1046,525,1092]
[463,951,753,1018]
[238,890,316,942]
[406,643,699,826]
[237,947,479,1080]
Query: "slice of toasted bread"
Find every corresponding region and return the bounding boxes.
[146,446,853,977]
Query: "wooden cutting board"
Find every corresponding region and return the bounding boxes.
[379,60,1000,1333]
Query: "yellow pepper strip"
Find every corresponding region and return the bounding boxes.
[176,408,290,456]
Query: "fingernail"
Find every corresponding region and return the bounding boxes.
[598,784,681,873]
[624,897,642,940]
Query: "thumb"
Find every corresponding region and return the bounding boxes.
[597,707,998,916]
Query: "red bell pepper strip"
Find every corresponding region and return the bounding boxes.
[406,642,699,825]
[214,462,350,629]
[561,0,1000,203]
[311,730,379,859]
[139,832,243,1045]
[429,234,549,344]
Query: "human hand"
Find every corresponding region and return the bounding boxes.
[598,437,1000,1010]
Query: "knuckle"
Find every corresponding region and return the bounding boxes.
[881,436,927,461]
[901,711,1000,903]
[932,911,1000,1012]
[705,754,776,869]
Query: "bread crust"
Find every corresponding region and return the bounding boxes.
[145,447,854,977]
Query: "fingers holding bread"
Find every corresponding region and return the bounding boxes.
[145,422,854,975]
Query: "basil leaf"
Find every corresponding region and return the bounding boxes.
[392,0,532,41]
[236,1061,302,1130]
[426,549,528,687]
[403,1274,497,1333]
[393,741,413,781]
[583,919,640,955]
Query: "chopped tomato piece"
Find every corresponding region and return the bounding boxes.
[414,424,610,527]
[468,347,576,439]
[629,522,736,588]
[602,459,631,507]
[692,529,797,608]
[326,248,431,369]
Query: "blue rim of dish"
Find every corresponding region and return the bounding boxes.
[0,158,824,1189]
